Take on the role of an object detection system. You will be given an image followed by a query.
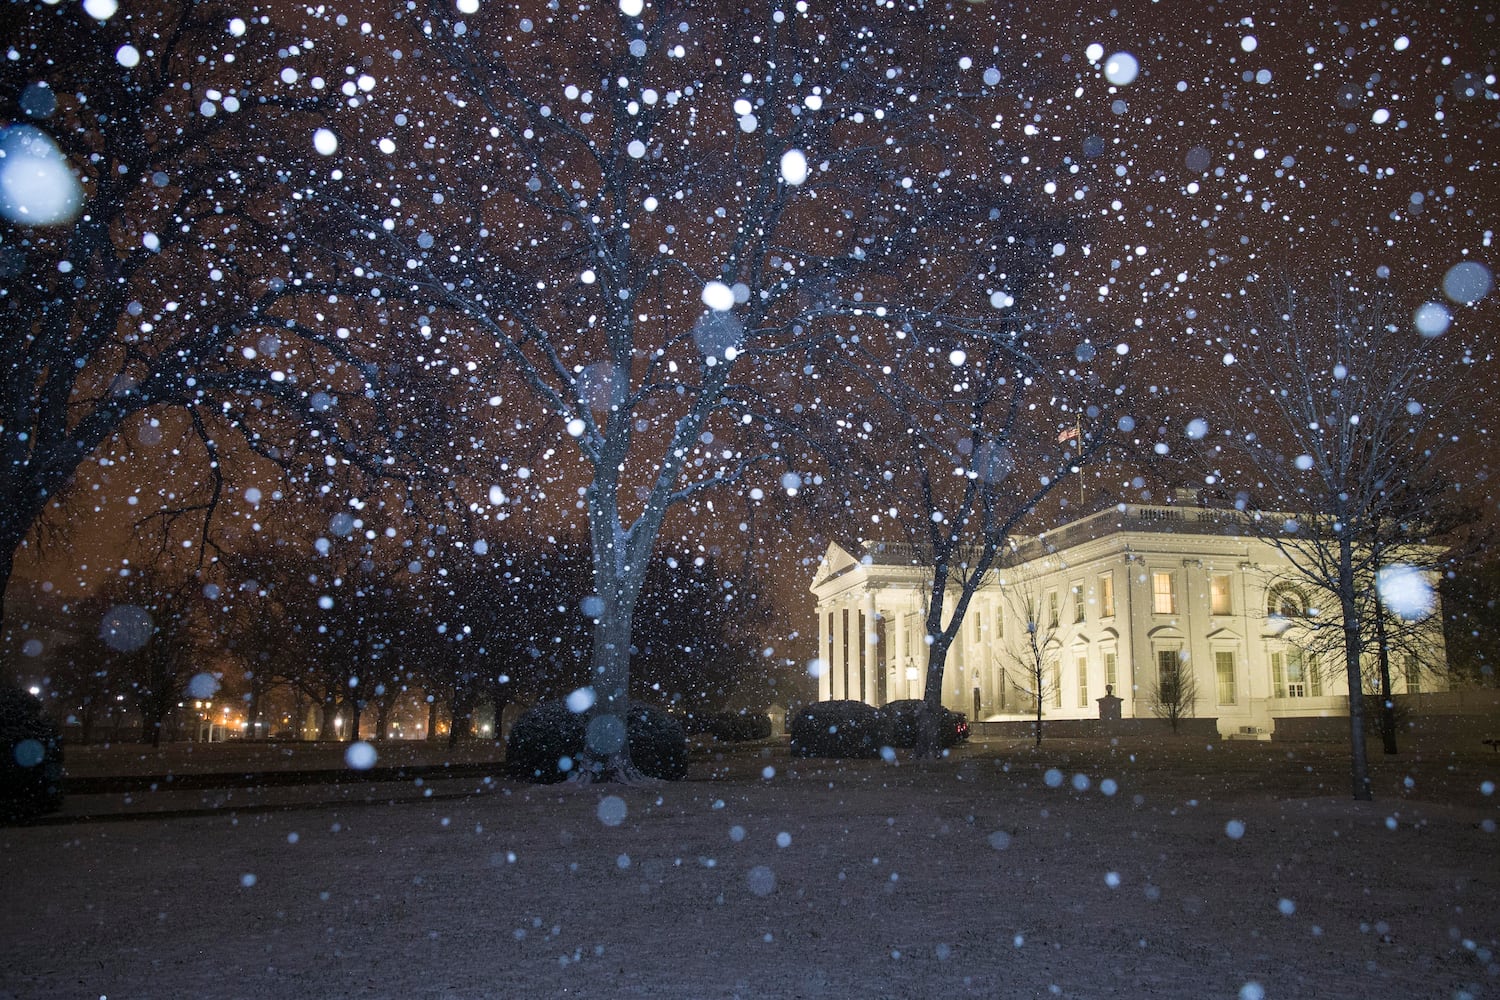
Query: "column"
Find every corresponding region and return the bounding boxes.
[817,604,832,702]
[863,592,879,706]
[834,604,848,700]
[892,598,908,700]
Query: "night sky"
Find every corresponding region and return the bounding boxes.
[4,0,1497,678]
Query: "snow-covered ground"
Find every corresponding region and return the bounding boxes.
[2,738,1497,999]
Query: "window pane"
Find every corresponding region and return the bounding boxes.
[1215,650,1236,705]
[1404,655,1421,694]
[1210,574,1232,615]
[1077,656,1088,708]
[1099,574,1115,617]
[1152,572,1175,614]
[1156,649,1179,687]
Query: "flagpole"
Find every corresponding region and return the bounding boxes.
[1076,414,1084,509]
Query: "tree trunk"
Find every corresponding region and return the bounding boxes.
[142,695,168,747]
[375,699,391,741]
[348,696,362,743]
[489,684,512,746]
[1339,536,1373,800]
[448,687,476,748]
[915,636,953,758]
[0,513,23,631]
[246,672,263,740]
[1030,631,1045,747]
[291,687,307,740]
[318,693,339,740]
[577,600,645,781]
[426,697,439,742]
[576,482,654,782]
[913,563,956,759]
[1373,591,1399,755]
[77,701,97,745]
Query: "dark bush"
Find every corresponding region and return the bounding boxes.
[881,699,970,749]
[506,700,687,783]
[1,683,64,823]
[708,711,773,743]
[669,709,715,736]
[624,703,688,780]
[789,700,887,758]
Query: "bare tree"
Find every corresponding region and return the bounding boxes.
[1196,276,1477,799]
[997,569,1062,747]
[1442,557,1500,689]
[278,1,1078,779]
[0,4,409,633]
[815,297,1116,753]
[1147,648,1199,734]
[96,564,212,746]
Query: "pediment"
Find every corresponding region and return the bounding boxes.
[810,541,860,593]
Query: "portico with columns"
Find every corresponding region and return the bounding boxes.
[810,503,1451,739]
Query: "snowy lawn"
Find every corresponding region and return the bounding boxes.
[2,738,1497,999]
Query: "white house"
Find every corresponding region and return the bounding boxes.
[809,502,1449,739]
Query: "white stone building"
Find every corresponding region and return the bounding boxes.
[809,503,1448,738]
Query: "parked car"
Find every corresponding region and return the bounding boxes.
[1,683,64,822]
[881,699,970,749]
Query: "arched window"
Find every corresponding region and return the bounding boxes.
[1266,583,1310,618]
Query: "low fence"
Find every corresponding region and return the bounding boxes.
[970,718,1220,741]
[1274,690,1500,744]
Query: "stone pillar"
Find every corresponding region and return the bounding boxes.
[817,604,832,702]
[832,603,847,700]
[892,600,906,694]
[863,592,879,706]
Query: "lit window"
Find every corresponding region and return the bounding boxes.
[1156,649,1181,689]
[1215,650,1236,705]
[1404,655,1421,694]
[1267,584,1310,618]
[1210,574,1232,616]
[1271,648,1321,698]
[1152,571,1176,614]
[1098,573,1115,617]
[1077,655,1089,708]
[1073,584,1086,623]
[1047,589,1060,629]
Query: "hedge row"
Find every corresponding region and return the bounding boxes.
[789,698,969,759]
[506,700,687,783]
[1,683,64,823]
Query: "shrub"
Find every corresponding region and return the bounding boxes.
[707,711,773,743]
[789,700,887,758]
[881,699,969,749]
[669,709,715,736]
[1,683,64,823]
[505,700,687,783]
[624,703,688,780]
